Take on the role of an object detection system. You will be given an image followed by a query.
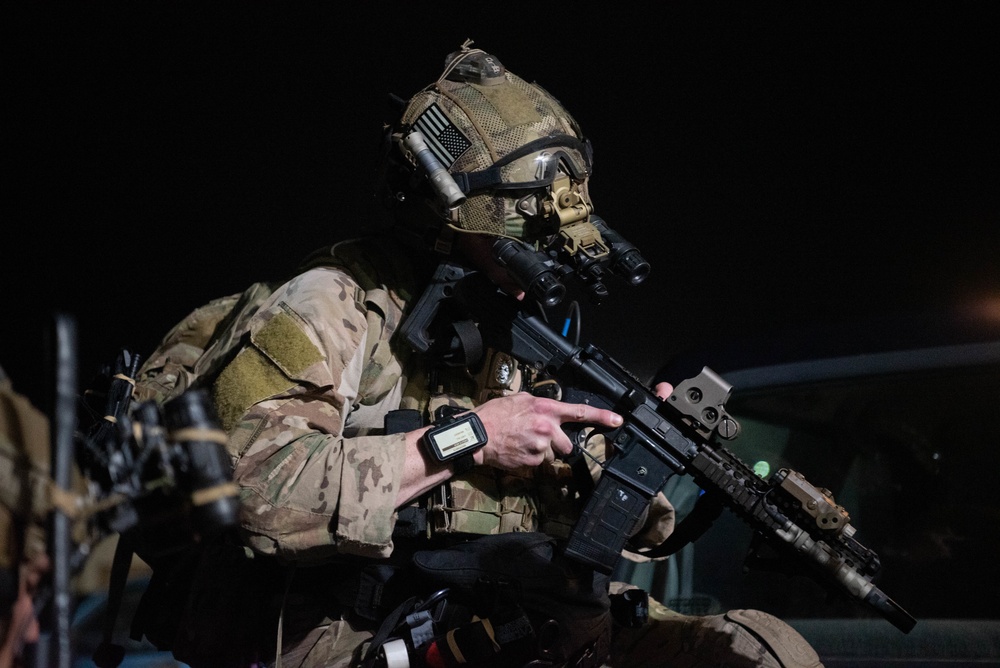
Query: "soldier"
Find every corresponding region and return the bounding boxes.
[130,42,821,668]
[0,364,52,668]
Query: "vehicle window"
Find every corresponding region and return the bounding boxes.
[618,360,1000,624]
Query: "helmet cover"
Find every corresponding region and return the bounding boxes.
[394,41,595,243]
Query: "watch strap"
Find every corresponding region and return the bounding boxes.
[422,410,487,472]
[451,452,477,475]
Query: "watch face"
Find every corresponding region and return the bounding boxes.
[425,413,488,461]
[434,419,480,457]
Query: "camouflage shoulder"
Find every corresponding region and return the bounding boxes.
[296,235,426,305]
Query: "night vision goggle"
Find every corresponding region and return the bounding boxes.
[403,129,649,306]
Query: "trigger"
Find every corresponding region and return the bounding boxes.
[530,377,562,399]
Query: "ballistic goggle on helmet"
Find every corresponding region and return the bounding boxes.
[386,41,650,305]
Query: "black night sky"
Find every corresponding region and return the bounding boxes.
[4,3,1000,410]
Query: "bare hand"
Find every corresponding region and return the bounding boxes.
[473,393,623,471]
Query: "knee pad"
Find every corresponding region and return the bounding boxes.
[724,609,823,668]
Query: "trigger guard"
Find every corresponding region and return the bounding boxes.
[560,386,620,456]
[569,423,619,449]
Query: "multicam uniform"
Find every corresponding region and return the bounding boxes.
[0,366,51,584]
[132,239,821,668]
[0,365,88,666]
[0,366,50,667]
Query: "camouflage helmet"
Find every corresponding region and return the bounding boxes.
[385,40,595,245]
[381,41,649,305]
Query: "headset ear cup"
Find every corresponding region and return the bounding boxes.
[376,131,415,212]
[374,128,396,208]
[375,92,414,208]
[376,139,454,252]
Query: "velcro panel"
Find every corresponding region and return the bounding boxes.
[252,310,325,378]
[472,82,541,127]
[212,346,296,433]
[212,310,323,431]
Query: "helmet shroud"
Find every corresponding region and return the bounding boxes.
[383,42,648,305]
[394,43,594,243]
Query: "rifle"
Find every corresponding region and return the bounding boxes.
[400,261,917,634]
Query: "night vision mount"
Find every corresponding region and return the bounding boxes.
[397,127,650,307]
[491,216,650,307]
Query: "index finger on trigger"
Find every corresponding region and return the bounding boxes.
[562,402,623,428]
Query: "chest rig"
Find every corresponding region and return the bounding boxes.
[391,262,585,542]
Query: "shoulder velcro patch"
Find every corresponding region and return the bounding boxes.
[211,311,324,432]
[212,346,295,433]
[252,310,324,378]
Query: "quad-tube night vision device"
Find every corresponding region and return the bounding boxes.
[385,42,651,305]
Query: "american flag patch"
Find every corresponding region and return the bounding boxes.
[412,103,472,168]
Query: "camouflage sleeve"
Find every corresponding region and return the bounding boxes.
[620,492,676,563]
[0,376,53,567]
[220,268,407,564]
[0,372,88,569]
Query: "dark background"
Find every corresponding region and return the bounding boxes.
[4,3,999,410]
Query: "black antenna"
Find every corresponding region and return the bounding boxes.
[48,312,76,668]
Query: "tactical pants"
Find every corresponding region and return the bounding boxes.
[269,591,823,668]
[604,585,823,668]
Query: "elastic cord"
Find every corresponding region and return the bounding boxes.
[453,136,592,195]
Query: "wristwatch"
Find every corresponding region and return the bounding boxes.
[421,412,488,475]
